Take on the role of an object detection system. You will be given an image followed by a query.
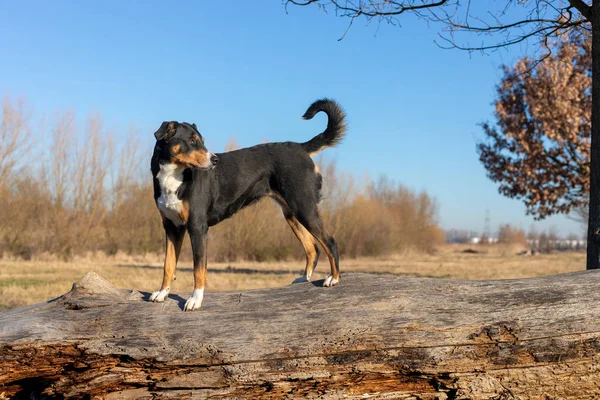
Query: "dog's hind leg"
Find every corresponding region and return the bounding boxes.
[294,206,340,288]
[150,223,185,302]
[271,197,320,283]
[282,209,320,283]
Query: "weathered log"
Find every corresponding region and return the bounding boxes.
[2,270,600,399]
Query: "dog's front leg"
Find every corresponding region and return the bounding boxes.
[150,223,185,303]
[184,220,208,311]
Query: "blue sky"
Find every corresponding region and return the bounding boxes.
[0,0,584,236]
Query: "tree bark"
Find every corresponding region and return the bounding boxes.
[2,271,600,399]
[587,2,600,269]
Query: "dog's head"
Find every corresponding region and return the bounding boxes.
[153,121,218,169]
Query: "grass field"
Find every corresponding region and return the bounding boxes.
[0,244,585,310]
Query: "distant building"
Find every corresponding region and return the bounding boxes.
[470,237,499,244]
[528,239,586,250]
[445,229,480,244]
[446,229,585,249]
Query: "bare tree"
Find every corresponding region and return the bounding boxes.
[46,111,75,209]
[285,0,600,269]
[0,96,30,188]
[110,125,144,211]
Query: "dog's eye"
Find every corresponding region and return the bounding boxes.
[188,137,197,145]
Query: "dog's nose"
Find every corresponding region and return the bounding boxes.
[210,154,219,166]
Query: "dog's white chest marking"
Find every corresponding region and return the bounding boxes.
[157,163,185,226]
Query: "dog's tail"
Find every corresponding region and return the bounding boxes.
[301,99,347,155]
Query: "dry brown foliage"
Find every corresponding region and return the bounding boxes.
[497,224,527,246]
[0,96,443,261]
[479,31,591,219]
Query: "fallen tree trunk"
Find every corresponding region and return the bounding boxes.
[2,271,600,399]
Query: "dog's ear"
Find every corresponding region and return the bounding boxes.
[154,121,177,141]
[192,123,198,130]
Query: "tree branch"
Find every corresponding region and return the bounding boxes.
[568,0,593,22]
[436,20,585,52]
[287,0,450,18]
[286,1,592,59]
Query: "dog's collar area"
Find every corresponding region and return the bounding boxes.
[158,163,185,173]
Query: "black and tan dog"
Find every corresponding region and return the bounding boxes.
[149,99,346,311]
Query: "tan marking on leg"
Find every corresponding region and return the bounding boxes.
[179,199,189,225]
[184,235,208,311]
[193,235,208,290]
[315,235,340,281]
[286,216,319,278]
[271,193,319,279]
[160,232,184,291]
[194,258,207,290]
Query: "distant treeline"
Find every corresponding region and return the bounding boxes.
[0,96,444,261]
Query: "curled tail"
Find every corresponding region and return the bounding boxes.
[301,99,347,155]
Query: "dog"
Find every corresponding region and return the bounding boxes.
[149,99,346,311]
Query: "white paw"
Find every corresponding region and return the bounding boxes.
[292,275,311,284]
[149,287,170,302]
[323,275,339,287]
[184,288,204,311]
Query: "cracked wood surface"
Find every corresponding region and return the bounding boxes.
[1,271,600,398]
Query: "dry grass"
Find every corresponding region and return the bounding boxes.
[0,244,585,310]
